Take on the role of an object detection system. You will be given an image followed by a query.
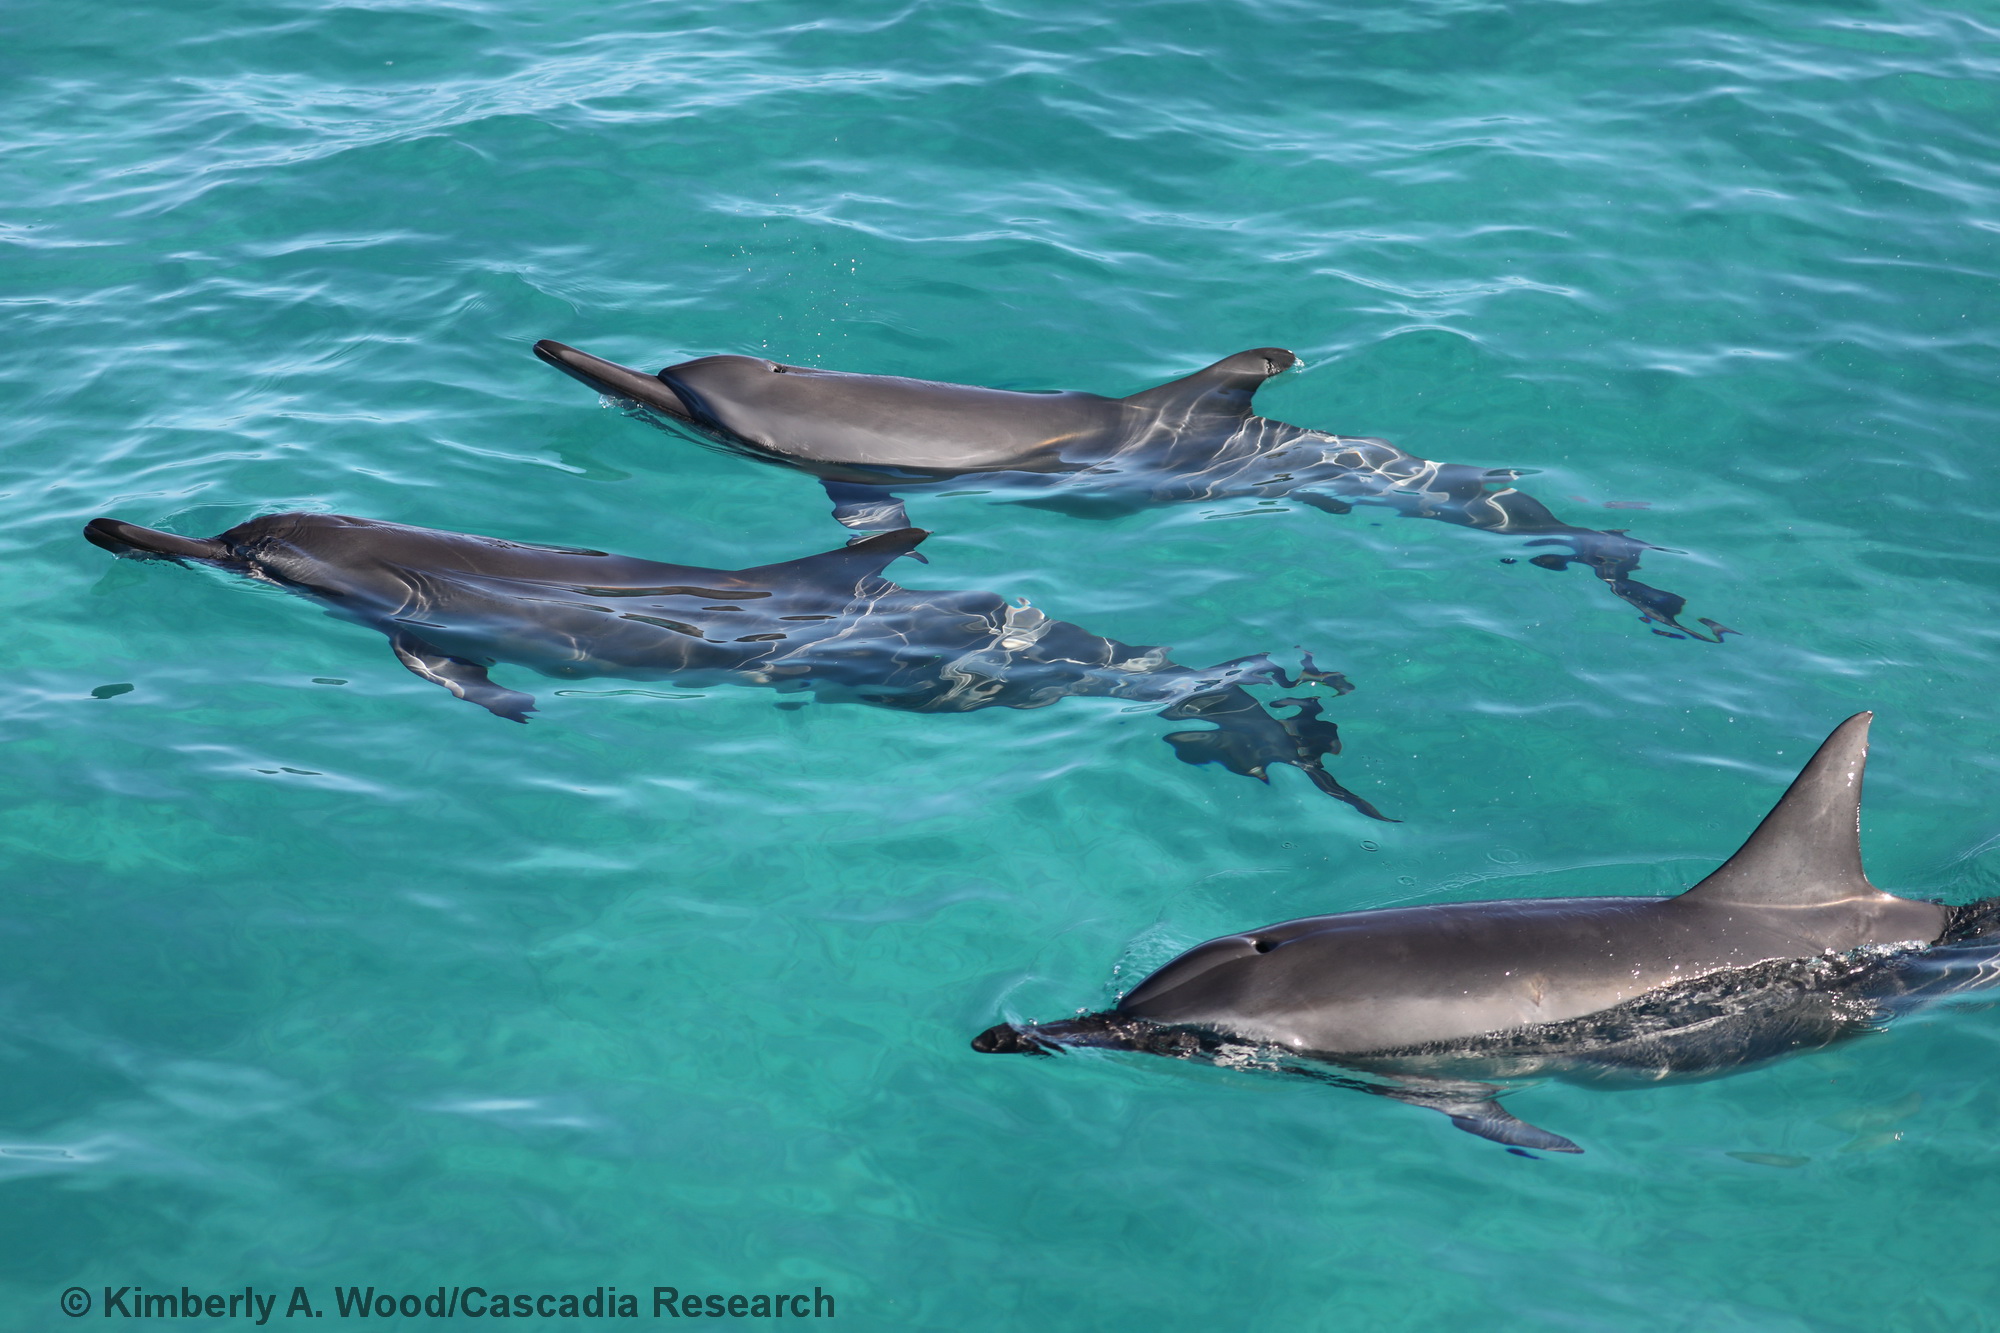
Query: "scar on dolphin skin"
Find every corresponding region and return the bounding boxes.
[975,714,1997,1152]
[534,340,1730,642]
[83,513,1391,819]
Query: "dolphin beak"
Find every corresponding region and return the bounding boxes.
[533,340,691,419]
[970,1023,1057,1055]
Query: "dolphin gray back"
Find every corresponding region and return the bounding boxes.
[535,340,1301,474]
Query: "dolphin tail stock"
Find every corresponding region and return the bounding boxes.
[1161,687,1395,822]
[388,631,538,724]
[84,517,236,566]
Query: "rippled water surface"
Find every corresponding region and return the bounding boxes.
[6,0,2000,1327]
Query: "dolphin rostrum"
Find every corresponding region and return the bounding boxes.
[534,339,1726,641]
[973,714,1999,1151]
[83,513,1389,817]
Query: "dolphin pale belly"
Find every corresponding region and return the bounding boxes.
[974,715,1994,1151]
[84,513,1389,817]
[535,339,1725,641]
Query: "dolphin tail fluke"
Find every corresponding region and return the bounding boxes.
[1681,713,1881,908]
[389,632,537,723]
[1163,689,1395,822]
[84,518,233,565]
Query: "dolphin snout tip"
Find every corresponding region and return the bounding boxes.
[531,338,582,368]
[971,1023,1051,1055]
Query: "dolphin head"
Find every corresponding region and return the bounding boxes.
[534,340,860,434]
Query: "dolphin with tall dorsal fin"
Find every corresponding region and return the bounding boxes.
[82,512,1389,817]
[533,339,1726,641]
[973,715,2000,1151]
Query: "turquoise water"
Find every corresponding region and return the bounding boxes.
[6,0,2000,1326]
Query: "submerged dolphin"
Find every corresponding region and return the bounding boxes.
[84,513,1388,817]
[973,714,1999,1151]
[534,339,1726,642]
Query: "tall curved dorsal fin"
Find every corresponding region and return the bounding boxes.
[1121,347,1297,421]
[1680,713,1884,907]
[736,527,929,591]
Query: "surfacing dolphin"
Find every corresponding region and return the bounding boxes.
[84,513,1389,818]
[973,714,1999,1151]
[534,339,1726,642]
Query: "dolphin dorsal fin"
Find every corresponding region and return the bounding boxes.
[1122,348,1297,422]
[737,527,929,591]
[1680,713,1885,908]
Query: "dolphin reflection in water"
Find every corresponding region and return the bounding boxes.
[536,340,1728,642]
[84,513,1390,819]
[974,715,1998,1151]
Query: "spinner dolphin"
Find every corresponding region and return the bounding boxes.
[973,714,1999,1151]
[535,340,1724,641]
[84,513,1387,817]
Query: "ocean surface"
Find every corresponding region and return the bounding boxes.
[6,0,2000,1327]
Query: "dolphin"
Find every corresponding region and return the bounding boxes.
[534,339,1727,642]
[972,714,1999,1151]
[83,513,1389,817]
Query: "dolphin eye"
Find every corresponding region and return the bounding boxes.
[770,363,789,373]
[1252,938,1276,954]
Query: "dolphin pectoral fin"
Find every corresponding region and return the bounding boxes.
[1122,347,1297,421]
[1439,1099,1584,1154]
[388,632,537,723]
[821,480,911,532]
[1366,1079,1584,1153]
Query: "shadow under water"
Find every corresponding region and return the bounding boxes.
[83,513,1390,819]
